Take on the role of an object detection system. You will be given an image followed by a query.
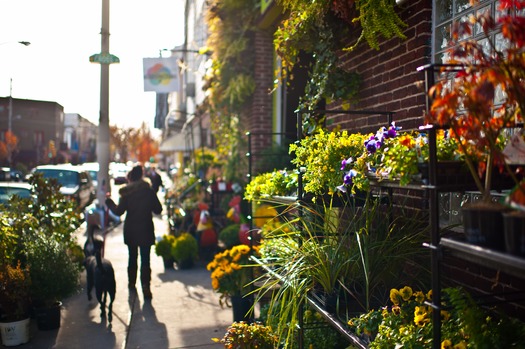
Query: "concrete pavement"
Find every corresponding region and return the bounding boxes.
[19,209,234,348]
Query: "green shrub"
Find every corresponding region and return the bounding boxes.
[219,224,240,249]
[171,233,198,263]
[155,234,176,259]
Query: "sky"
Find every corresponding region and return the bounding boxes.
[0,0,185,131]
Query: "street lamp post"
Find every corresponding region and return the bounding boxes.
[3,41,30,167]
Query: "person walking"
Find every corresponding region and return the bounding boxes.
[147,166,164,194]
[105,164,162,299]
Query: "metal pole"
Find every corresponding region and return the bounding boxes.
[96,0,111,212]
[7,79,12,167]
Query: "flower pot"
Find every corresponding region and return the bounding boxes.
[0,318,30,346]
[231,295,254,323]
[503,210,525,257]
[462,202,509,251]
[176,259,194,270]
[34,301,62,331]
[163,256,175,270]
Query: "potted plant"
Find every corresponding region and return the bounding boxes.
[171,232,198,269]
[348,286,525,348]
[244,170,298,202]
[25,234,81,330]
[289,129,368,197]
[427,3,525,249]
[206,244,260,322]
[218,224,241,249]
[155,234,176,270]
[212,321,278,348]
[0,262,31,346]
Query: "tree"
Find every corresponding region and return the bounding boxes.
[109,123,159,163]
[0,131,19,165]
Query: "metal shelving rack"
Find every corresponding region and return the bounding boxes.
[419,63,525,348]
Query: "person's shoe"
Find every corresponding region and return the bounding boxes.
[143,287,152,299]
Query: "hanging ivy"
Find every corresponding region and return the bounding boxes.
[203,0,259,181]
[274,0,406,133]
[297,20,362,133]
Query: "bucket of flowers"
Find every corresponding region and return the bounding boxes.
[206,244,260,322]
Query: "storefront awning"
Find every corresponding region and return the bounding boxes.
[159,133,187,152]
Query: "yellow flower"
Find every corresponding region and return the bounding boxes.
[392,305,401,315]
[399,135,415,148]
[414,305,426,316]
[426,290,433,301]
[441,339,453,349]
[453,341,467,349]
[399,286,413,301]
[390,288,401,305]
[441,310,451,322]
[414,313,429,327]
[414,291,425,303]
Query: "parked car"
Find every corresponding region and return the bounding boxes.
[0,167,23,182]
[80,162,99,189]
[31,164,95,210]
[0,182,32,205]
[110,162,130,185]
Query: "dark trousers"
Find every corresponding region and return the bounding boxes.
[127,245,151,289]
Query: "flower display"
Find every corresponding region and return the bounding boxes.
[289,129,368,195]
[212,321,278,348]
[244,170,298,202]
[207,244,260,305]
[337,125,460,191]
[348,286,525,348]
[428,1,525,202]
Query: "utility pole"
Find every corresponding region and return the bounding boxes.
[90,0,119,216]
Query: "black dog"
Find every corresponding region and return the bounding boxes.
[84,225,116,323]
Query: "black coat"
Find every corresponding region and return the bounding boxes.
[105,179,162,247]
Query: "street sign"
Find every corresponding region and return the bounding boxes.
[89,52,120,64]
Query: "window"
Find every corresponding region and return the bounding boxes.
[433,0,523,64]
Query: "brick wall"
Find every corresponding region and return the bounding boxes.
[329,0,432,134]
[328,0,525,322]
[249,29,275,173]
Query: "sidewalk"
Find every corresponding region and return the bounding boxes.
[20,209,234,348]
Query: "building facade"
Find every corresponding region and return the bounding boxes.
[0,97,97,169]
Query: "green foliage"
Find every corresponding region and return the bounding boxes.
[213,321,278,348]
[194,147,224,173]
[349,286,525,348]
[298,22,361,132]
[258,300,349,349]
[25,234,81,307]
[351,0,407,51]
[171,233,198,263]
[289,129,368,196]
[251,193,429,347]
[205,0,260,161]
[244,170,298,202]
[155,234,176,259]
[0,172,82,308]
[218,224,241,249]
[0,262,31,321]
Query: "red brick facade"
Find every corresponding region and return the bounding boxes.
[329,0,432,134]
[249,29,275,155]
